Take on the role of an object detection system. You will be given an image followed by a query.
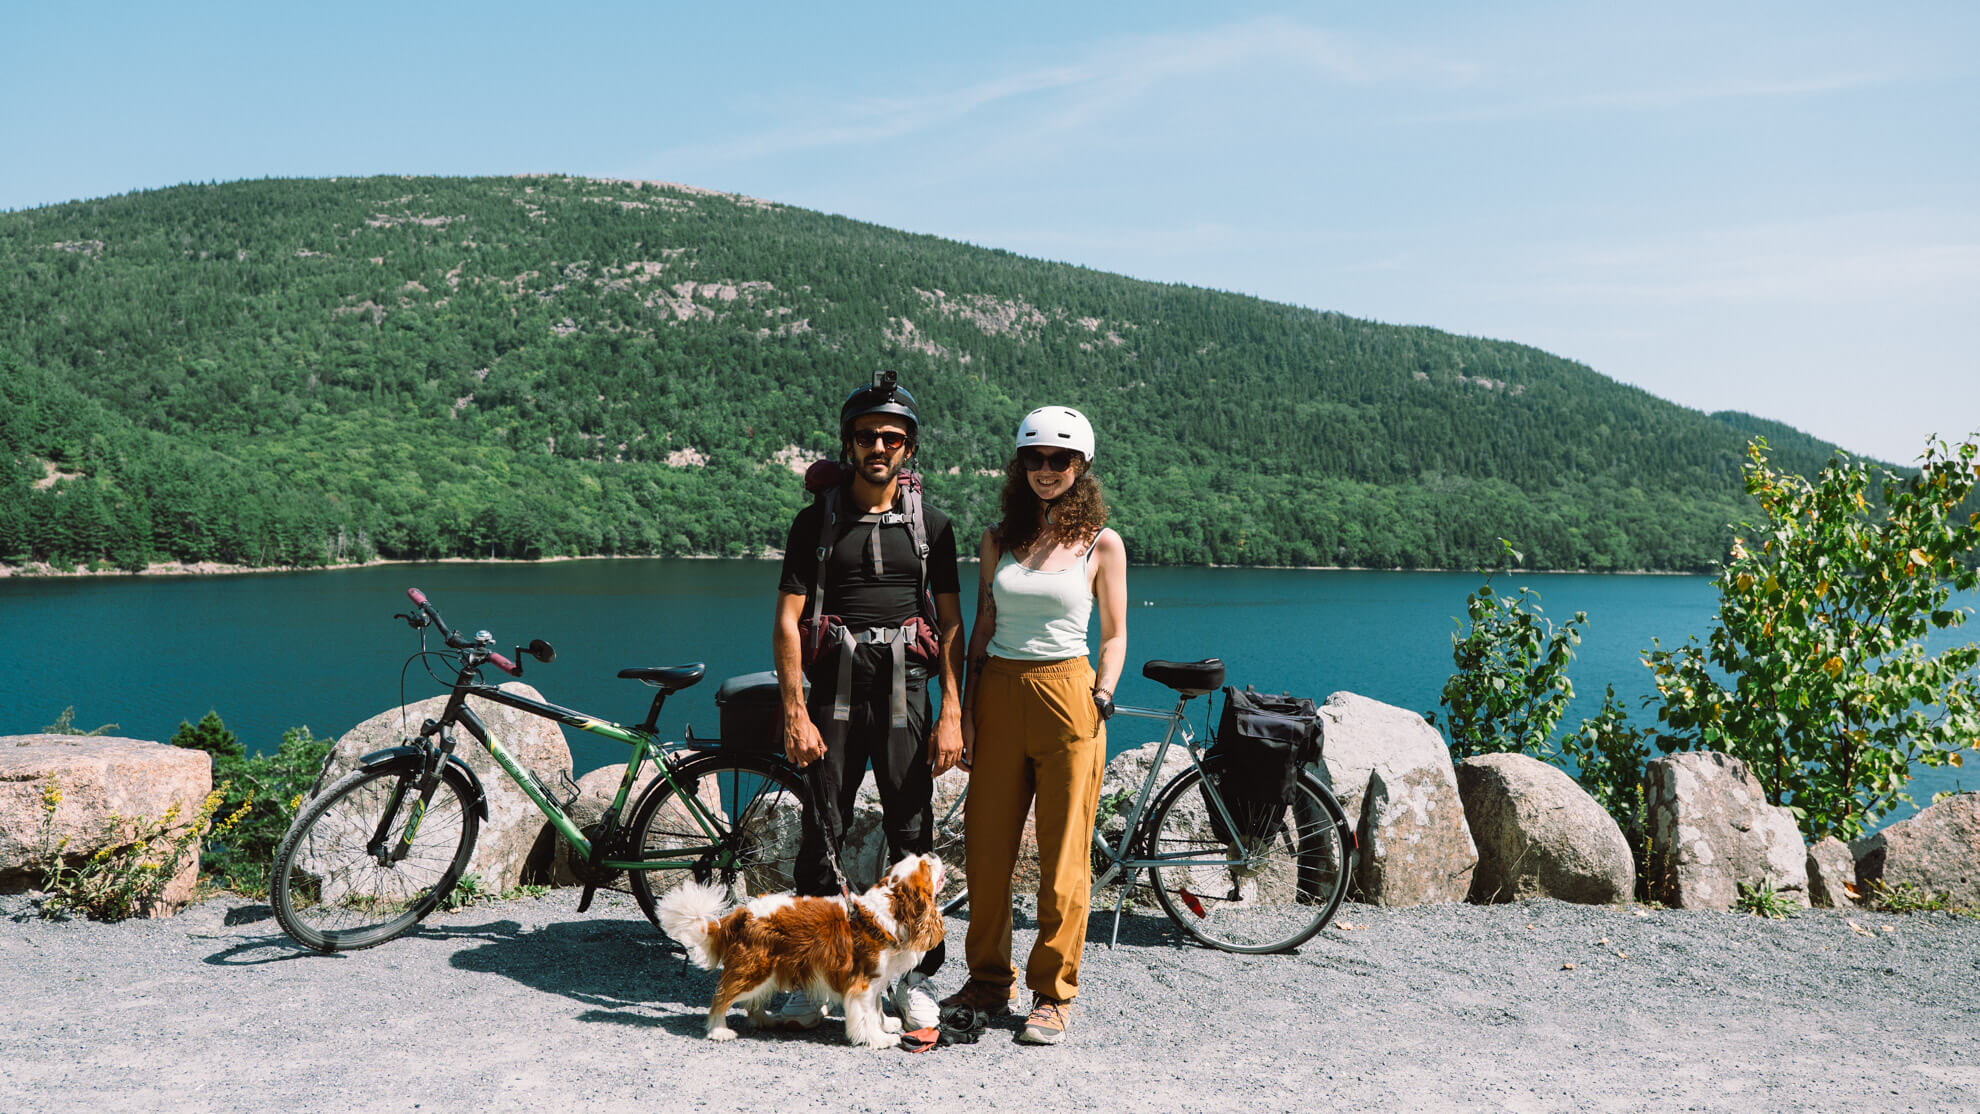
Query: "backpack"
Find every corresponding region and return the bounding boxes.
[796,460,940,667]
[794,460,943,755]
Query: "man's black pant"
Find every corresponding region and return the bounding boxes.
[796,642,944,977]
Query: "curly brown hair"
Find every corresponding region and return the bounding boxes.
[995,453,1110,554]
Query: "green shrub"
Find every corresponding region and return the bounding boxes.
[1440,543,1586,761]
[169,713,334,895]
[37,774,248,921]
[1555,686,1653,838]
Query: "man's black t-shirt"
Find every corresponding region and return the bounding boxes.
[778,496,961,630]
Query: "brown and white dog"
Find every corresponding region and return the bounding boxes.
[655,854,946,1048]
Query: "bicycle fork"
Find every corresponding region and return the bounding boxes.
[370,721,453,867]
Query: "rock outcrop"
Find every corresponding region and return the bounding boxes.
[0,734,214,915]
[1315,693,1476,905]
[1455,752,1634,905]
[1852,793,1980,908]
[1805,836,1859,908]
[1645,752,1808,911]
[319,683,573,892]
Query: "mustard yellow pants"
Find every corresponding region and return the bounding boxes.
[965,656,1106,1001]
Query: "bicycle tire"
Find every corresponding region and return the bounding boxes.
[930,787,970,915]
[1140,763,1352,954]
[627,751,810,930]
[271,759,480,953]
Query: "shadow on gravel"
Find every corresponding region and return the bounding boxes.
[223,905,276,926]
[1081,906,1200,950]
[203,936,329,966]
[442,917,701,1021]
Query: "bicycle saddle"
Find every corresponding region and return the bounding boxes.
[617,663,707,691]
[1141,659,1225,696]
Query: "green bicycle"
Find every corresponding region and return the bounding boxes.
[270,588,813,952]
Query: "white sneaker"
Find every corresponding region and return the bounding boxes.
[889,972,940,1030]
[767,990,825,1031]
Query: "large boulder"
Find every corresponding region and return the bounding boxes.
[1852,793,1980,908]
[0,735,213,916]
[1645,752,1809,911]
[1315,693,1477,905]
[1806,836,1859,908]
[320,683,573,892]
[1456,752,1634,905]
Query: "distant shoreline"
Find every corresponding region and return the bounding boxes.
[0,554,1709,580]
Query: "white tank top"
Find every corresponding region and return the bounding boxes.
[987,546,1094,661]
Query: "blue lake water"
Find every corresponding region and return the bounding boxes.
[3,560,1972,828]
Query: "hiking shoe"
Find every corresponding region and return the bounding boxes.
[1017,994,1071,1045]
[889,971,941,1030]
[937,979,1016,1018]
[765,990,825,1031]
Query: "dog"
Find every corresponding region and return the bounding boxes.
[655,853,946,1048]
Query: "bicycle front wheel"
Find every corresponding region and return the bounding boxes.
[271,759,480,952]
[1142,765,1352,953]
[627,751,810,930]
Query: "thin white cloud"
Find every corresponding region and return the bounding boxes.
[648,16,1474,169]
[1400,70,1900,125]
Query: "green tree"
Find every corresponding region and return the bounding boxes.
[169,710,243,760]
[1646,436,1980,840]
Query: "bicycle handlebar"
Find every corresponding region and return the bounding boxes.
[402,588,522,676]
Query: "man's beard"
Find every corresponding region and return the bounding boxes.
[859,454,904,484]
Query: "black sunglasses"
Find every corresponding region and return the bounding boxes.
[852,430,909,451]
[1019,447,1080,472]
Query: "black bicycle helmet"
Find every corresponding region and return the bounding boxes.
[839,368,920,443]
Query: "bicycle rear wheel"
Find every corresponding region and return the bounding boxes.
[271,759,479,952]
[1141,765,1352,953]
[627,751,809,930]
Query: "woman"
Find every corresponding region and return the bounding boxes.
[941,405,1127,1046]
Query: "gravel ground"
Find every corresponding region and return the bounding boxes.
[1,888,1976,1114]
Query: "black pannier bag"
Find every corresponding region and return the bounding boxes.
[714,671,804,755]
[1203,685,1323,843]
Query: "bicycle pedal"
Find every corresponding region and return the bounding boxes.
[576,883,597,914]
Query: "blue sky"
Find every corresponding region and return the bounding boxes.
[4,1,1974,463]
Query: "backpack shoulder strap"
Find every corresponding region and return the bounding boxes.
[805,483,846,625]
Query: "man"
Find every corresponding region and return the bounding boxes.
[771,370,966,1030]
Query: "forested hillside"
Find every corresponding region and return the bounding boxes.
[0,175,1855,571]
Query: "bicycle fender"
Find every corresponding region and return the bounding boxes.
[355,746,491,821]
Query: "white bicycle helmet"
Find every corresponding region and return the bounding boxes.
[1015,406,1095,462]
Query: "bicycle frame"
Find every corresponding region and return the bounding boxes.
[1089,696,1251,877]
[413,678,730,875]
